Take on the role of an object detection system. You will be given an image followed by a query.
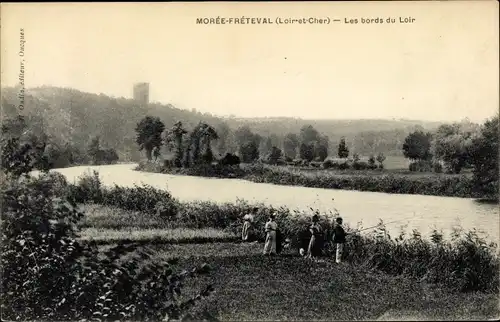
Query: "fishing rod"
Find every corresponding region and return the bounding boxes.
[351,212,420,233]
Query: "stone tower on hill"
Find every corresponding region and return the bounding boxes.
[133,82,149,106]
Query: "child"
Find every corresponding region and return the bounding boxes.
[242,207,258,242]
[263,213,278,256]
[332,217,346,263]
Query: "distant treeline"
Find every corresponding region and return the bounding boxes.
[1,86,444,165]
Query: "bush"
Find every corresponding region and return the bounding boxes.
[68,170,103,203]
[409,160,433,172]
[218,153,240,166]
[368,155,376,166]
[352,161,377,170]
[322,159,335,169]
[433,162,444,173]
[68,170,179,215]
[43,171,69,195]
[338,161,350,170]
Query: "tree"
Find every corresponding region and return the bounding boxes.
[283,133,299,159]
[235,126,257,147]
[314,136,329,161]
[240,141,259,163]
[299,125,320,145]
[261,137,273,157]
[235,126,261,162]
[215,122,230,155]
[469,115,499,199]
[299,143,315,162]
[135,116,165,161]
[402,131,432,161]
[368,154,376,166]
[87,136,101,164]
[152,146,161,161]
[1,115,49,176]
[200,123,219,164]
[432,123,479,174]
[168,121,188,167]
[267,146,283,165]
[376,152,386,169]
[338,137,349,158]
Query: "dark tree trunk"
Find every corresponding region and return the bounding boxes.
[145,148,152,161]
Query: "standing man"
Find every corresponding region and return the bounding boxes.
[332,217,346,263]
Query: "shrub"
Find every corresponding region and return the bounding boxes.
[368,155,376,166]
[352,161,377,170]
[322,159,335,169]
[309,161,322,168]
[218,153,241,166]
[338,161,350,170]
[68,170,103,203]
[433,162,444,173]
[409,160,433,172]
[102,148,119,164]
[42,171,69,196]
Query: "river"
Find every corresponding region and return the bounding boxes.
[53,163,499,243]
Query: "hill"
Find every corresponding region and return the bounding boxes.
[1,86,444,162]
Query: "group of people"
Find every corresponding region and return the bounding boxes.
[241,207,347,263]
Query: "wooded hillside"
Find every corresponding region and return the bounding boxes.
[1,86,444,161]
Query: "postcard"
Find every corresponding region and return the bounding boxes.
[1,1,498,321]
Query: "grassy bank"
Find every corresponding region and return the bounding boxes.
[135,161,478,198]
[111,242,499,321]
[5,170,498,321]
[66,169,499,294]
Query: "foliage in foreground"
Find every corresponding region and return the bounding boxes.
[1,174,213,319]
[68,171,499,293]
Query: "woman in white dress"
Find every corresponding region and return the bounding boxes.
[242,207,257,241]
[263,213,278,255]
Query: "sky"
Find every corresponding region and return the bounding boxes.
[1,2,498,123]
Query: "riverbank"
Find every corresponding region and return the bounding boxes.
[4,170,499,321]
[67,171,499,293]
[80,201,499,320]
[136,161,481,199]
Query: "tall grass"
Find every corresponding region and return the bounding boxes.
[65,171,499,293]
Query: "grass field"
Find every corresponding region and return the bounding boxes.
[103,241,499,321]
[80,227,238,244]
[73,203,500,320]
